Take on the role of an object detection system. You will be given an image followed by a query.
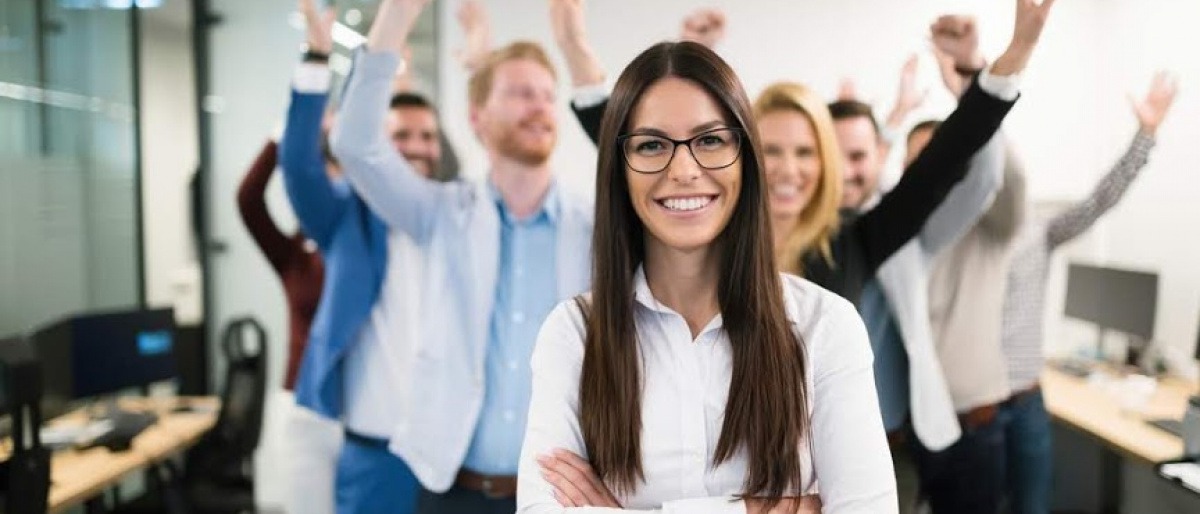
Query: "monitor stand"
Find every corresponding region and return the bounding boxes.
[1093,326,1108,362]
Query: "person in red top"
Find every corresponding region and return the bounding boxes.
[236,138,328,390]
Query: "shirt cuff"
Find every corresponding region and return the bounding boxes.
[977,68,1021,102]
[571,82,611,110]
[293,62,332,94]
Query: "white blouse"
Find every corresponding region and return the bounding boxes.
[517,269,897,513]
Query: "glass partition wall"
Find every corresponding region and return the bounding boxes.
[0,1,142,337]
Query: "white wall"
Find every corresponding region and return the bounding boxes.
[140,0,202,324]
[437,0,1200,366]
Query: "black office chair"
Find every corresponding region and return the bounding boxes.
[180,316,267,513]
[0,336,52,514]
[117,317,268,514]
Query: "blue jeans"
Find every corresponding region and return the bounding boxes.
[913,407,1008,514]
[1001,389,1052,514]
[336,431,420,514]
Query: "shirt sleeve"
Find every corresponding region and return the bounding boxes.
[516,303,748,514]
[1044,131,1156,248]
[331,49,466,244]
[917,130,1006,255]
[976,68,1021,102]
[852,78,1017,274]
[807,295,899,513]
[293,62,332,94]
[572,83,611,110]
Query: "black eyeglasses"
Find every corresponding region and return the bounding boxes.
[617,127,744,174]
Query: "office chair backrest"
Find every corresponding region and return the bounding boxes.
[0,336,51,514]
[213,317,267,457]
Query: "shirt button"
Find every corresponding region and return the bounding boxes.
[515,267,525,278]
[503,410,516,422]
[512,312,525,324]
[508,359,520,371]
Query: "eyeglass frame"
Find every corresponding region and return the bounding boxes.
[616,127,746,174]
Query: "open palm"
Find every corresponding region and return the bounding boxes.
[1133,71,1179,134]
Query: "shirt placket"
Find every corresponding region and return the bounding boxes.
[672,316,710,497]
[498,224,526,443]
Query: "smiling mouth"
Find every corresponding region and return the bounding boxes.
[657,195,717,212]
[771,184,803,200]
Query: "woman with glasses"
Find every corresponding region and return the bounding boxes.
[516,41,897,513]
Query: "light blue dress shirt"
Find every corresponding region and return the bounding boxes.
[861,279,910,433]
[462,185,561,475]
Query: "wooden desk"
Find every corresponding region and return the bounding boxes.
[3,396,219,513]
[1043,366,1199,512]
[1042,366,1196,463]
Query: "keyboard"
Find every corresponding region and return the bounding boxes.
[1148,418,1185,437]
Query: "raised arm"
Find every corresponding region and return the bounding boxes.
[279,0,348,249]
[331,0,461,243]
[1046,72,1176,248]
[549,0,609,145]
[917,131,1006,254]
[878,55,927,157]
[917,21,1006,253]
[456,0,492,72]
[237,140,293,273]
[853,0,1057,273]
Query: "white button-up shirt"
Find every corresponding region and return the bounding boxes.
[518,270,897,513]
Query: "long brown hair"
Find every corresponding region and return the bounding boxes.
[581,41,810,505]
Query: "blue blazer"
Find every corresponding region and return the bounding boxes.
[278,90,387,419]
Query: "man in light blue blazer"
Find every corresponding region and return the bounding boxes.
[329,1,593,513]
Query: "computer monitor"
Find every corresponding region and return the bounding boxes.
[31,308,178,407]
[1064,263,1158,341]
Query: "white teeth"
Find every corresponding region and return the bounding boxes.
[662,196,713,212]
[773,184,800,199]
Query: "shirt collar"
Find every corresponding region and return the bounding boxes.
[487,178,562,225]
[633,265,725,333]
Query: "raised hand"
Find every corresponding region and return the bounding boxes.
[391,45,415,92]
[548,0,588,48]
[538,449,621,508]
[837,78,859,101]
[930,15,984,70]
[456,0,492,71]
[547,0,605,87]
[1132,71,1179,135]
[892,54,928,115]
[366,0,432,55]
[933,45,967,97]
[991,0,1058,77]
[300,0,336,55]
[679,8,727,49]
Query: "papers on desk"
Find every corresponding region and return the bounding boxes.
[40,419,114,450]
[1159,461,1200,495]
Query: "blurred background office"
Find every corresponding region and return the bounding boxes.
[2,0,1200,513]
